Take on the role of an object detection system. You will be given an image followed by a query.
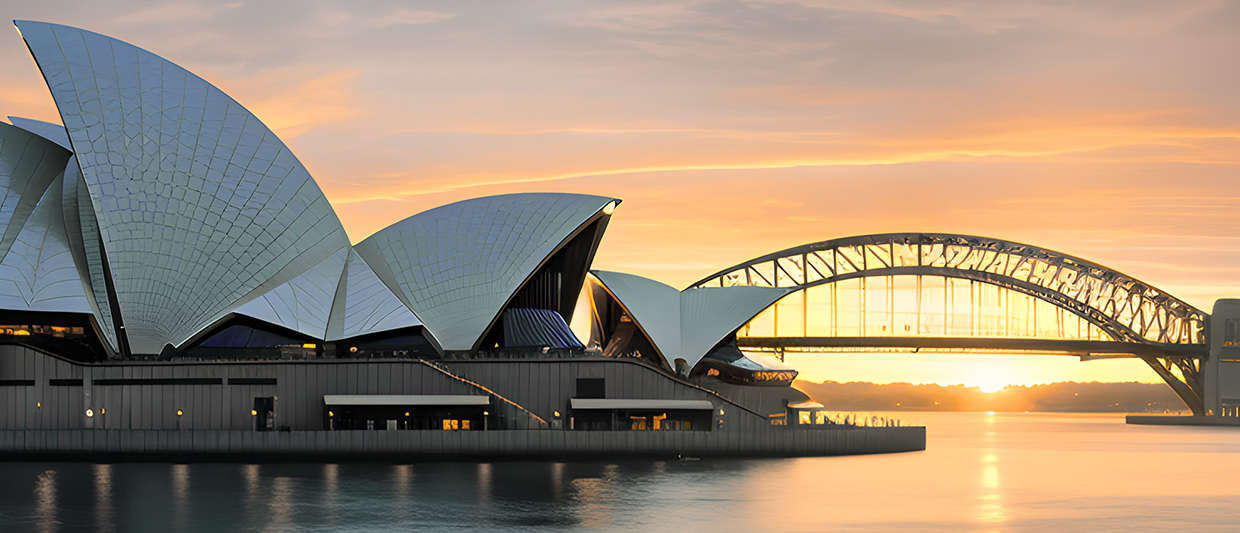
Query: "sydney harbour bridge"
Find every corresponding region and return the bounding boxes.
[689,233,1221,416]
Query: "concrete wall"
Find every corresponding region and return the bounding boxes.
[0,346,535,431]
[0,347,930,458]
[444,360,768,429]
[0,426,926,459]
[0,347,780,432]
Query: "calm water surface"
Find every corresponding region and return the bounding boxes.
[1,412,1237,532]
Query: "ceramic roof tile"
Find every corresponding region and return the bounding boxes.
[17,21,351,354]
[591,270,790,372]
[355,193,613,351]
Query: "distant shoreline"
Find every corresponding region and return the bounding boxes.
[795,380,1188,414]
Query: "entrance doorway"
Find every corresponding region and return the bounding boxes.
[254,397,275,431]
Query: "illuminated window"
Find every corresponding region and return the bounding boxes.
[442,419,460,430]
[653,413,667,430]
[1225,319,1239,347]
[462,420,470,430]
[815,411,828,425]
[798,411,812,425]
[630,416,648,431]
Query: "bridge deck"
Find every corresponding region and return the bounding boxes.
[737,337,1206,358]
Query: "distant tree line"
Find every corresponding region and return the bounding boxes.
[795,381,1187,413]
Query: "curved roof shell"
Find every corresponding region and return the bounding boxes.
[679,286,791,369]
[0,122,70,262]
[0,123,91,314]
[355,193,616,352]
[331,249,423,341]
[591,270,790,372]
[17,21,351,354]
[7,117,70,150]
[590,270,680,367]
[60,155,121,353]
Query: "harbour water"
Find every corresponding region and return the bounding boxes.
[1,412,1237,532]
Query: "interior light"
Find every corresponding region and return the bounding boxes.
[85,409,94,418]
[349,347,358,353]
[602,202,616,215]
[302,343,316,349]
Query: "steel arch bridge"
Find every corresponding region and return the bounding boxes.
[689,233,1210,414]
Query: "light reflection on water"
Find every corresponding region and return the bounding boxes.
[92,464,112,533]
[0,413,1238,532]
[33,469,56,533]
[171,464,189,532]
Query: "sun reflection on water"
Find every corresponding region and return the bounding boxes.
[977,416,1008,528]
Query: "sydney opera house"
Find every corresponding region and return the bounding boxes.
[0,21,922,458]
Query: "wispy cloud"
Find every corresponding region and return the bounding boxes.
[3,0,1239,384]
[115,1,242,24]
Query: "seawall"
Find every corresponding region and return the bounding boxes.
[0,427,926,462]
[1125,415,1240,427]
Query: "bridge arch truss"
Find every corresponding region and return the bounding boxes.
[690,233,1210,414]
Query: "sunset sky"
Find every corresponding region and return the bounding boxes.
[2,0,1238,388]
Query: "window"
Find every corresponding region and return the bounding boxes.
[798,411,812,425]
[630,416,648,430]
[1225,319,1239,347]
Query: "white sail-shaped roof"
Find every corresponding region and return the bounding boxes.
[233,247,349,340]
[679,286,791,370]
[60,157,120,352]
[7,117,70,150]
[18,21,351,354]
[355,193,615,351]
[591,270,681,366]
[328,249,422,341]
[0,122,70,262]
[590,271,790,372]
[0,173,91,314]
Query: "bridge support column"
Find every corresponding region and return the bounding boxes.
[1205,299,1240,418]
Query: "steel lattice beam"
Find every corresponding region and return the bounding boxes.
[691,233,1211,414]
[691,233,1208,347]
